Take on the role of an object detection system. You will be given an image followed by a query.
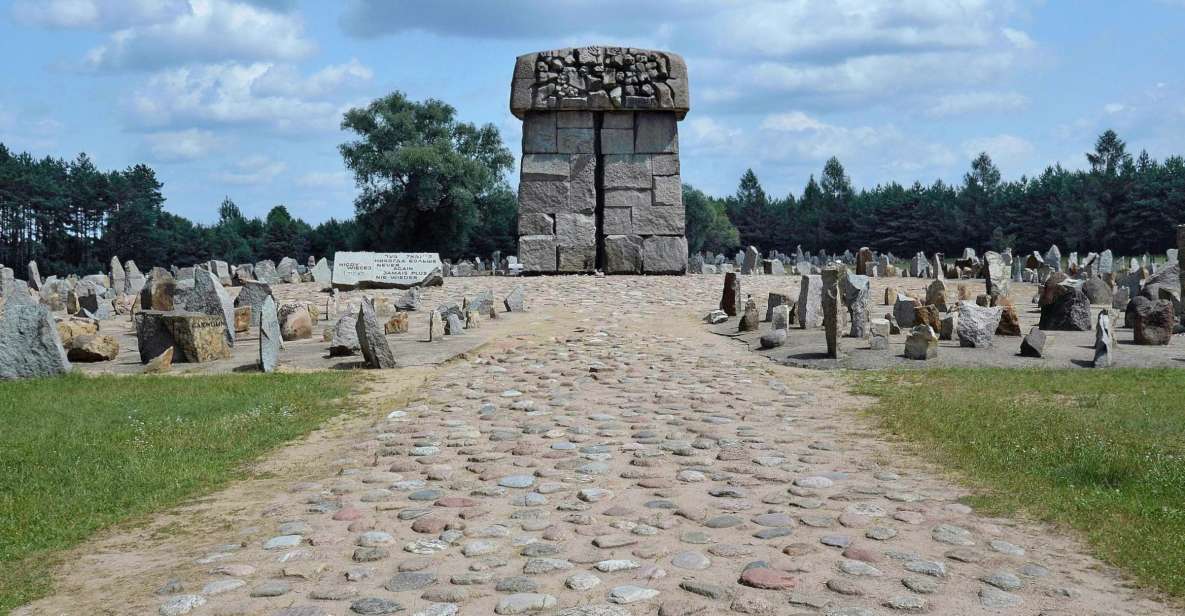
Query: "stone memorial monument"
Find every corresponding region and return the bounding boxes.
[510,46,690,274]
[331,252,444,290]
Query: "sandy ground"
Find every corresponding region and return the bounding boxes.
[16,273,1183,616]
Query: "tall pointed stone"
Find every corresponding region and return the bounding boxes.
[357,298,396,369]
[259,295,280,373]
[797,275,822,328]
[821,267,841,358]
[189,269,236,346]
[110,257,126,295]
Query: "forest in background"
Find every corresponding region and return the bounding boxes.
[2,91,1182,277]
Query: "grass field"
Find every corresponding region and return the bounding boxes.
[0,372,356,613]
[853,368,1185,598]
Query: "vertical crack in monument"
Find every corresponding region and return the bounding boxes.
[511,46,690,274]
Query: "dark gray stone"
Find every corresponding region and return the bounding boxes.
[188,269,235,347]
[1020,327,1046,357]
[357,299,396,369]
[259,295,280,373]
[0,298,71,379]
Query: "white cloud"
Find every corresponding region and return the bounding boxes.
[683,116,744,155]
[11,0,187,29]
[927,91,1029,117]
[128,61,368,133]
[82,0,314,71]
[340,0,1035,111]
[144,128,223,161]
[1001,27,1036,50]
[252,59,373,98]
[212,154,285,185]
[1104,103,1126,114]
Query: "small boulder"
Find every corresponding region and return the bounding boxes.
[738,298,760,332]
[759,329,787,349]
[904,325,938,360]
[65,334,119,362]
[1020,327,1046,358]
[957,301,1002,348]
[279,303,314,341]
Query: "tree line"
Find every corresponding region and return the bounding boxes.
[3,88,1181,278]
[691,130,1185,259]
[0,142,362,275]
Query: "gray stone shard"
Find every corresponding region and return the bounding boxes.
[504,286,526,312]
[956,301,1002,348]
[1045,245,1062,272]
[742,246,760,275]
[904,325,938,360]
[328,314,360,356]
[984,251,1010,300]
[189,269,236,347]
[357,299,396,369]
[395,287,421,311]
[234,280,273,327]
[842,273,871,338]
[259,295,280,373]
[821,267,841,358]
[312,258,332,285]
[797,275,822,328]
[124,260,146,296]
[255,260,278,284]
[110,257,126,296]
[208,260,232,286]
[26,261,42,291]
[765,292,793,322]
[1020,327,1046,357]
[0,297,71,379]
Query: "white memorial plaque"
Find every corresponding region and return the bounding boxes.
[331,252,443,289]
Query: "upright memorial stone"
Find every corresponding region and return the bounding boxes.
[841,274,870,338]
[110,257,126,296]
[26,261,41,291]
[741,246,759,275]
[855,247,873,276]
[259,295,280,373]
[821,268,841,358]
[720,272,742,317]
[984,251,1010,301]
[357,299,396,369]
[797,275,822,328]
[331,252,444,290]
[511,46,690,274]
[125,261,146,296]
[1045,245,1062,272]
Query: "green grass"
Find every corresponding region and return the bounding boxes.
[853,368,1185,598]
[0,372,356,613]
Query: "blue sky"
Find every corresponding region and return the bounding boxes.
[2,0,1183,225]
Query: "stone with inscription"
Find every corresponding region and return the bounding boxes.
[331,252,444,290]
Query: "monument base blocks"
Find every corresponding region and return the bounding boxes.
[510,46,690,275]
